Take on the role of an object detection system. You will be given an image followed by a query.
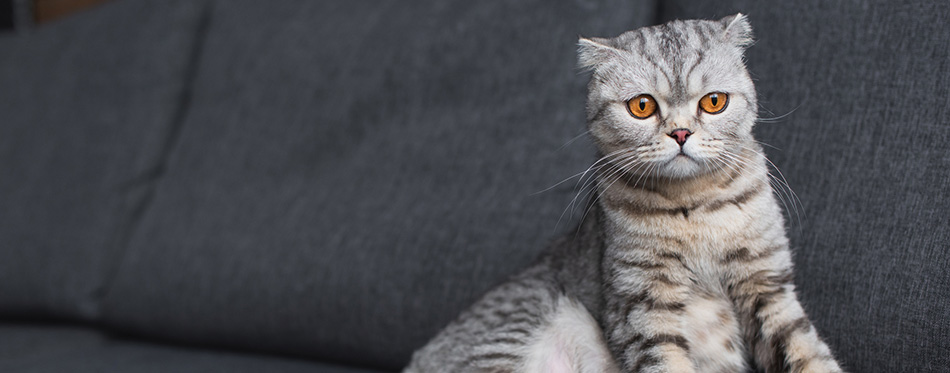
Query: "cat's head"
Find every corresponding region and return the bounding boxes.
[579,14,756,182]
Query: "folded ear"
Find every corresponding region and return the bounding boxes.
[720,13,753,49]
[578,37,620,71]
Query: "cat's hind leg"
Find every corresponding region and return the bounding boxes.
[405,273,616,373]
[522,296,619,373]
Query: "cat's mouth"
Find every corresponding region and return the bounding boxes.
[674,151,693,160]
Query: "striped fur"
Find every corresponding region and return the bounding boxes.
[406,15,843,373]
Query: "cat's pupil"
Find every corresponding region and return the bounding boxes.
[710,94,718,106]
[639,99,647,110]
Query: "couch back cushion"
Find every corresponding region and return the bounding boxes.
[662,1,950,371]
[0,0,206,320]
[98,0,653,369]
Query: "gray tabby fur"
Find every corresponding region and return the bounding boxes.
[406,15,843,373]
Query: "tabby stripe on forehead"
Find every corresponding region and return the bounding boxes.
[704,22,721,45]
[639,44,675,92]
[694,23,711,48]
[685,50,706,84]
[632,30,664,90]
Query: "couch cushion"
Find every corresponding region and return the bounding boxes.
[99,0,654,369]
[0,322,390,373]
[0,0,207,320]
[661,1,950,371]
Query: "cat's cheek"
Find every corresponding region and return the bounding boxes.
[591,120,653,153]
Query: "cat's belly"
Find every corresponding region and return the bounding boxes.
[682,296,747,372]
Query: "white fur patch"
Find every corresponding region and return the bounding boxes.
[522,297,619,373]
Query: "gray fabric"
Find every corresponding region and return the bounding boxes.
[0,323,389,373]
[0,0,206,319]
[660,1,950,372]
[3,0,945,370]
[99,0,654,369]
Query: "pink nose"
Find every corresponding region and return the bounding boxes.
[669,128,692,146]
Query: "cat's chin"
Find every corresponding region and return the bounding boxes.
[660,154,706,179]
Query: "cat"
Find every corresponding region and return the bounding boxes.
[405,14,844,373]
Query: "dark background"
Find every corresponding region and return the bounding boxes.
[0,0,116,31]
[0,0,12,31]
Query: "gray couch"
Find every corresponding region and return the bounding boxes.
[1,0,946,372]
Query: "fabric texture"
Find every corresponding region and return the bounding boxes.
[0,0,206,320]
[0,323,388,373]
[1,0,947,371]
[98,0,654,369]
[660,1,950,372]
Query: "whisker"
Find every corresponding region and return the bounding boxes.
[555,148,641,232]
[557,129,592,151]
[753,140,782,151]
[757,102,803,123]
[573,154,648,238]
[725,143,806,231]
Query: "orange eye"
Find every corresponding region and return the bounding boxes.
[699,92,728,114]
[627,94,657,119]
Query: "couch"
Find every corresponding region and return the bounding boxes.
[1,0,946,372]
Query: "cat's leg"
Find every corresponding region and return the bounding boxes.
[728,250,844,373]
[406,267,615,373]
[404,275,552,373]
[603,251,696,373]
[522,296,619,373]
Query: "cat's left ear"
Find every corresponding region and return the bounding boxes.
[720,13,754,49]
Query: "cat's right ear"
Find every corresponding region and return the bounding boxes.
[578,37,619,71]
